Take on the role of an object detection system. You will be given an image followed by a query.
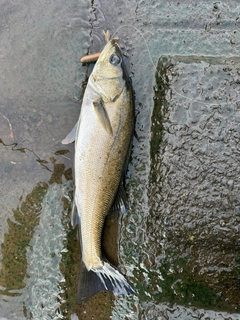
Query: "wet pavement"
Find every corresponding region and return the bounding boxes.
[0,0,240,319]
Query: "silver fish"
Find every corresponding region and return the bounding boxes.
[62,31,134,302]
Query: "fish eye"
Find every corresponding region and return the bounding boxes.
[109,54,121,66]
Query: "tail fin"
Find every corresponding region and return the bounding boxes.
[78,260,134,302]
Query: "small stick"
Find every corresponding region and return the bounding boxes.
[0,112,14,140]
[104,30,111,42]
[104,30,119,43]
[80,52,101,63]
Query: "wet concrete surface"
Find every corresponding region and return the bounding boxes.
[0,0,240,319]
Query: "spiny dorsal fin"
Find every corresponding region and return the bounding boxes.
[93,98,113,135]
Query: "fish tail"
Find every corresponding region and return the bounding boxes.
[78,260,134,302]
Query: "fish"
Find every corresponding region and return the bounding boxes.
[62,31,134,302]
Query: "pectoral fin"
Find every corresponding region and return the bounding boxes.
[93,98,113,135]
[62,121,78,144]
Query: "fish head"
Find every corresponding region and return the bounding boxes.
[90,39,128,102]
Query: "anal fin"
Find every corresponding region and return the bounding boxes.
[111,183,128,215]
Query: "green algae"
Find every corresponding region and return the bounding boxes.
[0,182,48,295]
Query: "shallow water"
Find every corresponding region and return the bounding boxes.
[0,0,240,319]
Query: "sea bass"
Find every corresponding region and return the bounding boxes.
[62,32,134,302]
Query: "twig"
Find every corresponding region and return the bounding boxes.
[0,112,14,141]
